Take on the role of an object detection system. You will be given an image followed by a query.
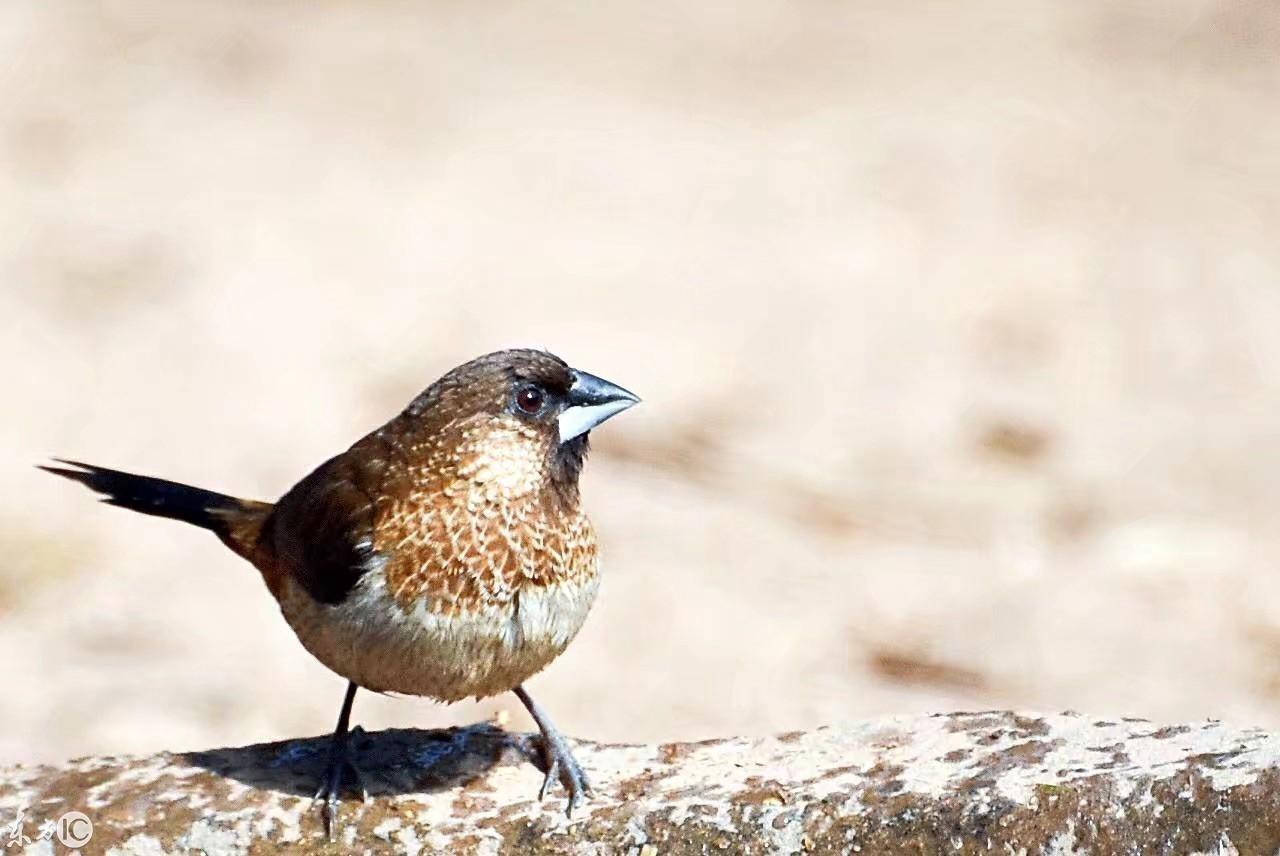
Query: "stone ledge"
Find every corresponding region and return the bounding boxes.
[3,711,1280,854]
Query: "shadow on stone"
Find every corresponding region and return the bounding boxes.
[184,721,527,801]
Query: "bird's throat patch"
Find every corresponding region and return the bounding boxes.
[453,417,550,501]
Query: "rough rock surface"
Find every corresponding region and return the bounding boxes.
[3,711,1280,855]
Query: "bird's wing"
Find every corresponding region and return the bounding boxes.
[267,433,406,605]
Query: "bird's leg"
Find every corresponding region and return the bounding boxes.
[513,684,593,816]
[313,681,368,838]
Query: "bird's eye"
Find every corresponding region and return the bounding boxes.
[515,385,545,414]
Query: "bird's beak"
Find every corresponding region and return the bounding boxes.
[558,369,641,444]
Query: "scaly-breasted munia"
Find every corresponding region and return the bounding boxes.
[42,349,640,835]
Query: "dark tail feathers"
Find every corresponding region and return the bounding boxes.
[40,458,271,558]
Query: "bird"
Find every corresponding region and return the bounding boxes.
[40,348,640,836]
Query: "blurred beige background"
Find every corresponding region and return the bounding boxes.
[3,0,1280,765]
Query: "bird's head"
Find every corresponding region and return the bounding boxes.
[402,349,640,502]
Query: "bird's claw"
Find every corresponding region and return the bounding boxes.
[530,731,593,817]
[312,726,369,838]
[538,756,559,802]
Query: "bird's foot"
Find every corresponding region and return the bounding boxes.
[525,728,593,817]
[312,725,370,839]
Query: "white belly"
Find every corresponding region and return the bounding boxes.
[277,567,599,701]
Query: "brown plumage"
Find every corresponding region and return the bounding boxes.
[41,349,639,837]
